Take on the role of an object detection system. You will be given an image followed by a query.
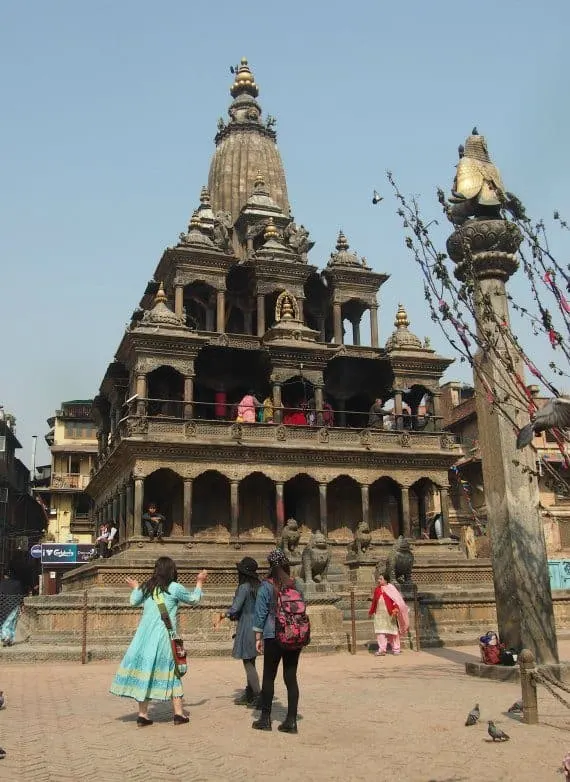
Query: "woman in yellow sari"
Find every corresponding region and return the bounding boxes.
[261,396,273,423]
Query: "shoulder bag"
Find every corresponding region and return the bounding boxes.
[152,589,188,677]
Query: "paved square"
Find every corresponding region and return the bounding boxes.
[1,644,569,781]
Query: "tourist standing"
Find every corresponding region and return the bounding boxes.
[368,398,388,429]
[110,556,207,726]
[368,574,409,656]
[252,549,306,734]
[0,570,24,647]
[215,557,261,706]
[142,503,165,542]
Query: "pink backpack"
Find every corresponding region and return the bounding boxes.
[274,581,311,651]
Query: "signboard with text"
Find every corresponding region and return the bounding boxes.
[40,544,96,565]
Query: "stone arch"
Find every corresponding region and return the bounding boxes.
[239,472,276,538]
[327,474,361,541]
[284,473,320,539]
[143,468,184,536]
[183,280,216,331]
[192,470,231,540]
[410,477,442,539]
[147,366,184,417]
[369,476,402,540]
[226,264,256,335]
[304,272,329,337]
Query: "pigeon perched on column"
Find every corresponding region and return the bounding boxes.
[516,397,570,449]
[465,703,480,725]
[488,721,510,741]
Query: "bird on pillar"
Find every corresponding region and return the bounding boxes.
[516,397,570,449]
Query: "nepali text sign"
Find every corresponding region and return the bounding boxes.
[40,544,96,565]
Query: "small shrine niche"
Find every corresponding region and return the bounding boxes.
[275,290,300,322]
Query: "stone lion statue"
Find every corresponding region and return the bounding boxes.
[300,531,330,584]
[346,521,372,559]
[379,535,414,585]
[280,518,301,556]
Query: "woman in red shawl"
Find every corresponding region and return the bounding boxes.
[368,574,409,656]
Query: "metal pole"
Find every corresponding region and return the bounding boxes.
[81,589,88,665]
[30,435,37,491]
[350,588,357,655]
[412,582,421,652]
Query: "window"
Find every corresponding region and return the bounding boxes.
[69,456,81,475]
[64,422,96,439]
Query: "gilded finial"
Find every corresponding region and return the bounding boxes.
[154,282,168,306]
[230,57,259,98]
[394,303,410,329]
[264,217,279,241]
[200,186,211,206]
[281,295,294,320]
[189,210,201,229]
[254,170,265,189]
[336,230,349,252]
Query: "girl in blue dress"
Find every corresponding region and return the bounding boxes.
[110,556,207,726]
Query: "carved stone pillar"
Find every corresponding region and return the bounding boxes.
[400,486,411,538]
[352,319,361,347]
[370,303,379,348]
[216,289,225,333]
[319,482,327,536]
[394,391,403,430]
[272,383,283,424]
[134,478,144,537]
[298,298,305,324]
[184,375,194,420]
[432,392,442,431]
[230,480,239,538]
[361,484,370,526]
[126,482,134,538]
[174,285,184,318]
[183,479,192,537]
[136,374,147,416]
[119,487,127,543]
[276,482,284,535]
[112,495,119,525]
[333,302,342,345]
[318,315,326,342]
[257,293,265,337]
[314,385,324,426]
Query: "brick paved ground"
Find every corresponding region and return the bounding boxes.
[1,643,570,782]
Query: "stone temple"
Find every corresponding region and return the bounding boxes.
[25,60,556,657]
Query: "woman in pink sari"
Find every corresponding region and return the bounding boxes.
[368,575,409,656]
[236,392,259,423]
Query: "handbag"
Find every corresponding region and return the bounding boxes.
[479,630,503,665]
[153,589,188,677]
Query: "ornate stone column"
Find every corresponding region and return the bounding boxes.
[230,480,239,538]
[174,284,184,318]
[361,484,370,525]
[275,482,284,535]
[184,375,194,420]
[394,390,403,430]
[216,289,225,333]
[183,479,192,537]
[400,486,411,538]
[445,128,558,663]
[126,482,134,538]
[370,303,379,348]
[352,318,361,347]
[432,392,442,431]
[119,487,127,543]
[314,385,324,426]
[136,374,147,416]
[134,478,144,538]
[272,382,283,424]
[333,302,343,344]
[257,293,265,336]
[319,482,328,536]
[112,495,119,525]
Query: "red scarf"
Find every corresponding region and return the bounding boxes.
[368,586,397,617]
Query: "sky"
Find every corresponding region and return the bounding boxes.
[1,0,569,469]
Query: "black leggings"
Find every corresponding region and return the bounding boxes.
[260,638,300,719]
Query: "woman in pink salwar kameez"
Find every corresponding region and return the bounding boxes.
[237,393,259,423]
[368,575,409,656]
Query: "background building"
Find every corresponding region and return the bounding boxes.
[35,400,96,543]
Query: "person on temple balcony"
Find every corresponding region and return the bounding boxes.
[142,503,165,542]
[368,398,389,429]
[283,406,307,426]
[261,396,273,423]
[107,520,118,556]
[236,391,261,423]
[306,399,317,426]
[401,404,413,430]
[322,401,334,427]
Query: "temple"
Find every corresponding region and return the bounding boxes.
[87,58,459,549]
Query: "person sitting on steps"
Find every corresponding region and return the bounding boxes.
[142,503,165,543]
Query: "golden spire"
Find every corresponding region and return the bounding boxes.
[154,282,168,306]
[189,210,202,230]
[264,217,279,241]
[230,57,259,98]
[336,230,349,252]
[394,303,410,329]
[281,294,294,320]
[254,170,265,189]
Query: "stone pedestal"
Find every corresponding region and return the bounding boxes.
[345,558,379,588]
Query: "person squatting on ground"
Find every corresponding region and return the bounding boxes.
[252,548,306,734]
[110,556,207,726]
[0,570,24,647]
[142,503,165,542]
[368,574,409,656]
[214,557,261,707]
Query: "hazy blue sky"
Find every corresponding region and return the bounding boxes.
[2,0,569,468]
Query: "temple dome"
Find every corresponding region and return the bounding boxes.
[385,304,423,351]
[208,58,289,223]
